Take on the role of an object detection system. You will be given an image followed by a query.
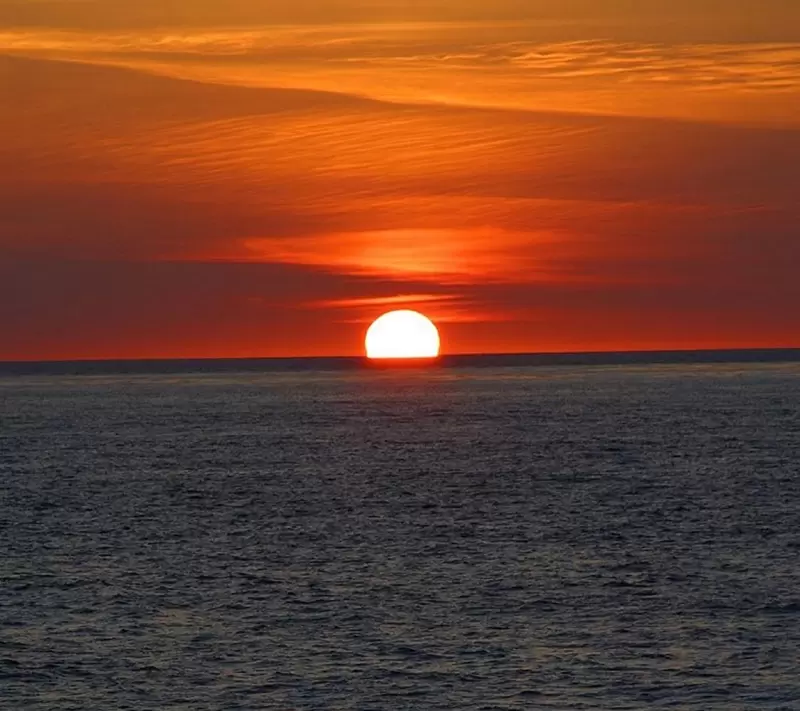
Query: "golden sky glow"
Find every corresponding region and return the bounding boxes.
[1,1,799,358]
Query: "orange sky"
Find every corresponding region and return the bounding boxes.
[2,0,799,359]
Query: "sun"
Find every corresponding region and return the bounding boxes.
[365,310,441,359]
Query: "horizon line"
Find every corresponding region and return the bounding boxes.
[2,346,800,368]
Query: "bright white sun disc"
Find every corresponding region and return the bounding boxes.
[365,310,440,359]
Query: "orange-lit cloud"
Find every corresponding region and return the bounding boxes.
[4,27,800,125]
[318,294,457,309]
[241,229,560,283]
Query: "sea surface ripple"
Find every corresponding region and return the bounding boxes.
[2,362,799,709]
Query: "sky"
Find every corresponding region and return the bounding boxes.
[2,0,799,359]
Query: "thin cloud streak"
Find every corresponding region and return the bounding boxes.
[3,27,800,125]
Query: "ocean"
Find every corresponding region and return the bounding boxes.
[2,353,799,710]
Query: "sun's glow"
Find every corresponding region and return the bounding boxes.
[365,310,441,359]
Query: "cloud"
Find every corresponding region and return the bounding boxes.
[508,41,800,90]
[241,229,560,283]
[4,26,800,92]
[3,25,799,129]
[318,293,457,309]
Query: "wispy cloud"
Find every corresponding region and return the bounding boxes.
[318,293,457,309]
[241,229,559,284]
[4,26,800,91]
[4,26,799,127]
[508,41,800,90]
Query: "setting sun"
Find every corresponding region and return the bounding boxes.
[365,310,441,359]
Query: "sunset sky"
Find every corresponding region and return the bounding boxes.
[2,0,799,359]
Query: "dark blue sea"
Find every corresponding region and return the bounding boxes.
[2,353,800,710]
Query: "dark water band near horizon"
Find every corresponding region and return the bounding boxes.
[2,347,800,376]
[2,353,799,709]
